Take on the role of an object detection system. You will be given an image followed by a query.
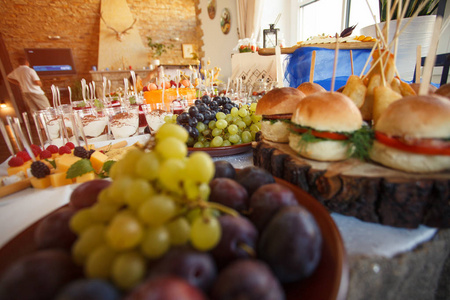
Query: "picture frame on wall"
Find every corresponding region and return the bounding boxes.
[221,8,231,34]
[182,44,194,59]
[208,0,216,19]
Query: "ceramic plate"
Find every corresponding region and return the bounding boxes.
[0,177,348,300]
[276,178,349,300]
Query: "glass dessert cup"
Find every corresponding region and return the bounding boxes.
[107,106,140,139]
[41,107,75,146]
[74,108,109,143]
[142,103,171,134]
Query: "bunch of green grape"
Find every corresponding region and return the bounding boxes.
[195,103,261,148]
[69,124,224,290]
[164,102,262,148]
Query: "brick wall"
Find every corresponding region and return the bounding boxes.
[0,0,203,102]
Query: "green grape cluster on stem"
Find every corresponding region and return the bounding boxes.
[69,123,232,291]
[195,104,261,148]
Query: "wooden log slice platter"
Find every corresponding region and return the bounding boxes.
[252,140,450,229]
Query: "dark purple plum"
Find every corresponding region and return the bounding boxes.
[34,206,78,251]
[126,276,206,300]
[213,161,236,179]
[235,166,275,196]
[209,178,249,213]
[211,215,258,268]
[258,206,322,284]
[55,279,120,300]
[0,249,82,300]
[146,247,217,292]
[69,179,111,209]
[211,259,285,300]
[248,183,299,231]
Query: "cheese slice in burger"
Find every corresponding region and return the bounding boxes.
[255,87,305,143]
[289,92,364,161]
[369,95,450,173]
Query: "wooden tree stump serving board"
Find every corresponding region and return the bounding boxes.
[252,140,450,229]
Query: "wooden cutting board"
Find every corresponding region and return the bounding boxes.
[252,140,450,229]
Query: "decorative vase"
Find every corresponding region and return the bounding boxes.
[360,15,436,81]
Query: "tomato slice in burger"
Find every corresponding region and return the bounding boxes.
[375,131,450,156]
[291,127,349,140]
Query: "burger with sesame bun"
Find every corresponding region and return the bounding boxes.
[369,95,450,173]
[289,91,370,161]
[255,87,306,143]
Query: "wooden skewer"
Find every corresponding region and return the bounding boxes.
[419,16,442,96]
[377,47,387,87]
[0,178,31,199]
[386,0,391,49]
[6,116,22,151]
[362,43,391,80]
[310,50,316,83]
[275,45,283,87]
[360,40,379,77]
[388,1,429,50]
[349,50,354,75]
[392,0,403,66]
[415,45,422,83]
[97,140,128,151]
[331,33,339,92]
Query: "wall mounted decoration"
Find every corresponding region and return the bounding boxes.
[208,0,216,19]
[220,8,231,35]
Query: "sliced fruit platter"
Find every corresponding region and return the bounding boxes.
[0,137,146,198]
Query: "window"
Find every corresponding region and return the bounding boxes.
[297,0,379,42]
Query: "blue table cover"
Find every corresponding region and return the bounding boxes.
[285,47,373,91]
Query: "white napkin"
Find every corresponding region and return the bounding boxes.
[0,184,76,248]
[331,212,437,258]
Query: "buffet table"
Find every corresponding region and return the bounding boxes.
[0,141,449,300]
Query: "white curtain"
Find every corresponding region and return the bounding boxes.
[236,0,264,40]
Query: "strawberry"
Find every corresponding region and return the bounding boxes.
[39,150,52,160]
[46,145,59,154]
[30,144,42,154]
[59,145,72,155]
[16,150,31,162]
[8,156,24,167]
[30,144,42,157]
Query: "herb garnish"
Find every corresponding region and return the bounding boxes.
[347,125,374,160]
[264,118,292,125]
[66,159,95,179]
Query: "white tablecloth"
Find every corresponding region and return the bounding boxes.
[0,147,437,259]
